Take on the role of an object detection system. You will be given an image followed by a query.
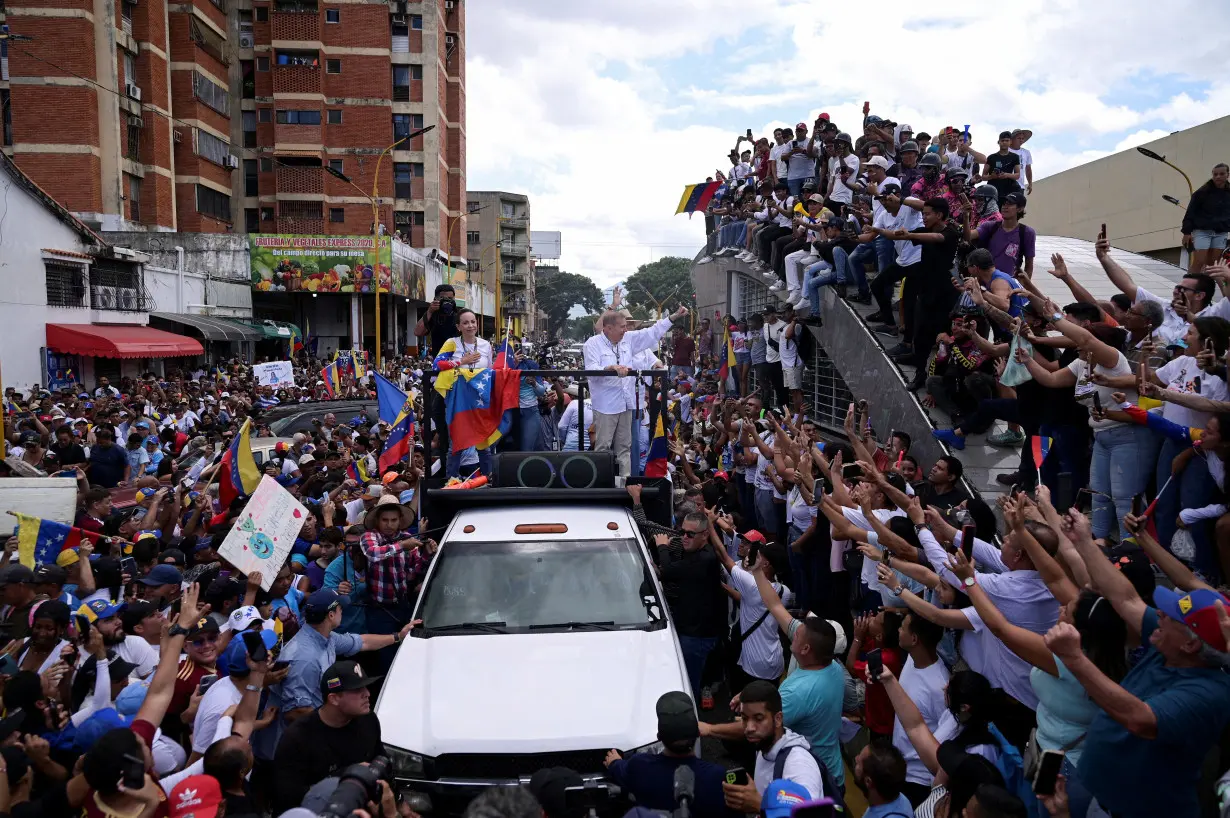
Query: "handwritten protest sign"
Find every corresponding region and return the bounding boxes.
[253,361,294,387]
[217,475,307,590]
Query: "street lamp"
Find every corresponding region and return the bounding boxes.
[1137,146,1194,195]
[324,124,435,369]
[1162,194,1186,209]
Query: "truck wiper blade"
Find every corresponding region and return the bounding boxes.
[527,621,618,631]
[424,621,508,634]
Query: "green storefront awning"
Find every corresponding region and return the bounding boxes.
[239,320,303,340]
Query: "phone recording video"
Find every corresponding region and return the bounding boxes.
[961,524,977,562]
[1033,750,1065,796]
[865,648,883,682]
[242,630,269,664]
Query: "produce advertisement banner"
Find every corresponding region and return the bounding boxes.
[250,235,396,294]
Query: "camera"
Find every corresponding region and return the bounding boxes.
[318,756,392,818]
[438,297,456,317]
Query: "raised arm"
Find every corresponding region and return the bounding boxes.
[879,669,943,775]
[1124,513,1217,594]
[752,555,795,634]
[1094,229,1139,300]
[1064,510,1147,632]
[877,565,974,630]
[947,550,1058,675]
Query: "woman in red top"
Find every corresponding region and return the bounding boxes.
[846,608,905,741]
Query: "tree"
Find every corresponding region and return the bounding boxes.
[563,315,598,343]
[537,271,605,338]
[622,257,695,318]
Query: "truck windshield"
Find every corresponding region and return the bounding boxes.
[418,538,663,632]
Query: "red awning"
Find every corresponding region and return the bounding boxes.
[46,324,204,359]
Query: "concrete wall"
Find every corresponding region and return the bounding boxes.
[1028,115,1230,260]
[112,231,253,317]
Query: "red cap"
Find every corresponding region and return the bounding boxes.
[169,775,223,818]
[714,471,730,481]
[741,530,766,544]
[818,112,831,121]
[795,122,808,130]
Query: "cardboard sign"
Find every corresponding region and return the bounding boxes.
[216,475,307,590]
[253,361,294,387]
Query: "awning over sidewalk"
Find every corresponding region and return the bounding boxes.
[239,320,302,340]
[150,312,262,342]
[46,324,205,359]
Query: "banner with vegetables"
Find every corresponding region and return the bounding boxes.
[249,235,398,294]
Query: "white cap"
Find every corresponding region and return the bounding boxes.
[298,453,315,466]
[223,605,265,633]
[865,155,891,171]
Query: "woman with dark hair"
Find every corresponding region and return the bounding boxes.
[914,743,1006,818]
[17,600,71,674]
[434,308,492,479]
[1016,294,1148,541]
[847,608,905,742]
[1181,162,1230,273]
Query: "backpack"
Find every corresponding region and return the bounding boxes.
[792,322,815,367]
[986,724,1042,818]
[772,744,852,816]
[984,219,1034,275]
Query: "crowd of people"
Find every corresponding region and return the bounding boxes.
[0,121,1226,818]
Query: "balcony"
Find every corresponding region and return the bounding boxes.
[271,10,320,42]
[500,242,528,259]
[504,294,530,314]
[273,63,320,95]
[500,216,528,230]
[275,164,323,196]
[500,269,527,287]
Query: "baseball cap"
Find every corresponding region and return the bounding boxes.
[304,589,341,624]
[761,779,811,818]
[865,114,883,125]
[139,564,183,586]
[899,140,919,153]
[817,112,830,121]
[134,420,150,430]
[795,121,807,130]
[741,530,767,544]
[877,182,903,198]
[655,691,699,744]
[168,774,224,818]
[32,563,68,585]
[1003,191,1027,208]
[223,605,266,633]
[0,564,35,586]
[713,471,730,481]
[1153,586,1230,651]
[806,194,824,205]
[121,600,159,633]
[320,659,382,699]
[864,155,891,171]
[528,767,584,818]
[218,628,277,675]
[365,484,384,498]
[298,454,316,466]
[56,548,81,568]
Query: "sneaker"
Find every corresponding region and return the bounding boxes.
[932,428,966,450]
[885,343,912,357]
[865,311,888,323]
[987,428,1026,447]
[848,293,873,305]
[872,323,899,338]
[891,348,915,364]
[769,281,786,292]
[995,472,1022,487]
[697,255,713,265]
[762,271,778,282]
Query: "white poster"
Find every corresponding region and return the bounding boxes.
[217,475,308,590]
[253,361,294,387]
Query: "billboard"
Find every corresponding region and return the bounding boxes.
[530,230,562,260]
[250,235,393,294]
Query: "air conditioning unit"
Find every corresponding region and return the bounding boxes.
[126,82,142,101]
[225,155,241,169]
[127,115,144,128]
[444,0,455,10]
[173,130,182,143]
[238,31,254,48]
[390,13,406,22]
[117,288,139,311]
[91,286,117,310]
[445,34,456,47]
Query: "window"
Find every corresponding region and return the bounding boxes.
[503,258,516,277]
[128,176,142,222]
[196,185,232,222]
[466,231,480,245]
[125,116,142,161]
[245,208,260,232]
[1,90,11,148]
[329,159,343,173]
[325,59,340,74]
[45,261,87,308]
[257,56,270,72]
[327,109,342,124]
[394,211,424,227]
[329,207,345,223]
[197,129,230,167]
[243,159,258,196]
[276,109,322,125]
[260,158,273,172]
[392,113,423,140]
[410,13,422,28]
[391,20,409,53]
[391,66,410,101]
[259,107,272,123]
[123,51,136,88]
[410,64,423,80]
[242,111,257,148]
[325,8,339,22]
[276,50,318,67]
[192,71,229,115]
[501,201,515,218]
[254,6,268,21]
[260,206,275,222]
[467,200,481,213]
[393,163,418,198]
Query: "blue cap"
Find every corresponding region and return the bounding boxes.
[80,598,125,622]
[135,420,151,429]
[73,708,133,753]
[115,680,149,715]
[139,564,183,586]
[290,553,308,567]
[304,588,341,623]
[761,780,812,818]
[218,628,278,675]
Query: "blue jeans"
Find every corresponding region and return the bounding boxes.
[1154,433,1219,577]
[804,261,840,315]
[518,407,541,452]
[1038,422,1090,510]
[1090,424,1153,540]
[787,177,814,198]
[677,635,717,699]
[754,488,778,540]
[786,524,811,613]
[1063,755,1093,818]
[447,446,491,479]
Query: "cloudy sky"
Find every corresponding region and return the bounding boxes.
[465,0,1230,292]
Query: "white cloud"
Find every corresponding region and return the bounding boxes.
[464,0,1230,291]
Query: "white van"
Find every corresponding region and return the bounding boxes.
[375,503,688,808]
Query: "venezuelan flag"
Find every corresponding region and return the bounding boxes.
[346,458,369,483]
[493,336,514,370]
[644,412,669,478]
[718,325,735,384]
[434,367,520,451]
[218,418,261,508]
[674,181,723,215]
[320,362,340,398]
[13,513,98,568]
[378,406,416,473]
[1030,436,1052,470]
[374,372,411,425]
[433,338,461,371]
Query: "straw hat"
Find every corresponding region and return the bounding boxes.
[363,494,414,531]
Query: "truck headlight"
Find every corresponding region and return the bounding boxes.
[628,740,664,755]
[386,745,427,777]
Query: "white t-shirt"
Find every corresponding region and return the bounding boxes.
[933,709,1000,767]
[1155,356,1228,430]
[870,176,901,222]
[780,323,800,368]
[730,564,794,680]
[752,432,775,491]
[883,205,925,267]
[1011,147,1033,186]
[1134,285,1191,348]
[772,194,796,229]
[1066,352,1137,431]
[191,675,243,754]
[827,154,860,204]
[764,320,787,364]
[839,506,907,592]
[771,143,790,179]
[116,635,160,679]
[787,485,817,529]
[893,656,951,786]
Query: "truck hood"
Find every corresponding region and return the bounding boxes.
[375,629,686,757]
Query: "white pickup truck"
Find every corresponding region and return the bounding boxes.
[374,502,688,809]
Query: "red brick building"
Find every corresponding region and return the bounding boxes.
[0,0,465,258]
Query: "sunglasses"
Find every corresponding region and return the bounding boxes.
[190,632,219,646]
[681,529,708,538]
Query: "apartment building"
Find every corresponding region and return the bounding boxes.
[466,190,535,335]
[1,0,465,255]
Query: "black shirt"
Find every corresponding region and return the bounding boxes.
[658,547,725,638]
[917,482,968,512]
[985,152,1022,201]
[911,223,962,298]
[49,441,86,468]
[273,710,383,813]
[424,311,459,358]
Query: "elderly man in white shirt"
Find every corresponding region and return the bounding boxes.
[915,506,1060,748]
[583,307,687,475]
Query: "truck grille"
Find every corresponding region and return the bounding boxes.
[433,750,609,780]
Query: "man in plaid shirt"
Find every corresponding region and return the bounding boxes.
[360,495,436,668]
